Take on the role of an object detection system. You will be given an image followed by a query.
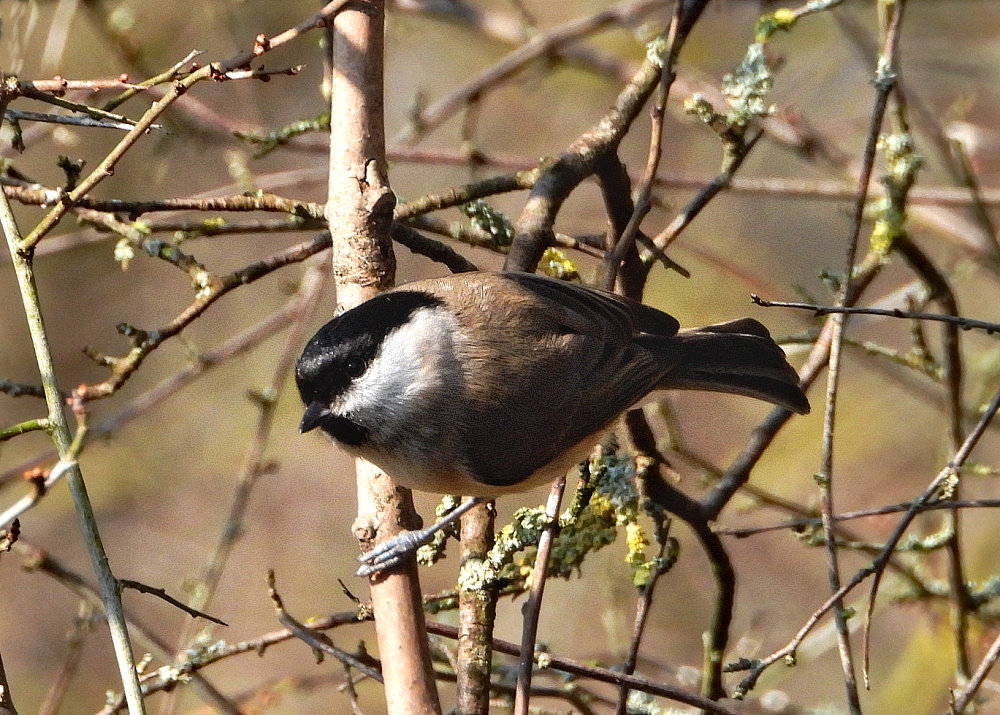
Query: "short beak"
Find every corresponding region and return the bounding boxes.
[299,402,331,433]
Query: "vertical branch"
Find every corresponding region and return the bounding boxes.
[624,411,731,702]
[601,1,683,293]
[823,2,907,710]
[0,98,146,713]
[326,1,396,304]
[456,502,497,715]
[613,517,673,715]
[895,236,971,677]
[857,0,909,686]
[880,29,970,673]
[513,475,566,715]
[325,4,440,714]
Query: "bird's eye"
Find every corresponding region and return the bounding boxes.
[344,359,365,378]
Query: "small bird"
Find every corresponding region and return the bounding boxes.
[297,271,809,574]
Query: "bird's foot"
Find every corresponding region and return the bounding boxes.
[355,496,487,577]
[356,528,437,577]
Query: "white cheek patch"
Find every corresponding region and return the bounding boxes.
[339,307,459,423]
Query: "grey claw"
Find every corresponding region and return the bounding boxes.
[355,528,434,577]
[353,498,485,577]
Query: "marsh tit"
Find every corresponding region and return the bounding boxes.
[297,271,809,574]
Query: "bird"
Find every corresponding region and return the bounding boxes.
[296,271,809,575]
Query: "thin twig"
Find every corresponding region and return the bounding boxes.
[513,475,566,715]
[0,116,147,713]
[266,571,383,683]
[427,622,740,715]
[851,1,908,689]
[647,130,762,255]
[614,518,673,715]
[951,628,1000,713]
[17,1,347,250]
[0,285,318,491]
[732,383,1000,699]
[862,391,1000,687]
[751,297,1000,335]
[720,498,1000,538]
[817,37,895,715]
[37,603,95,715]
[702,252,884,521]
[87,599,741,715]
[157,259,327,715]
[4,109,138,131]
[20,63,211,250]
[504,11,671,272]
[394,0,671,145]
[76,232,332,402]
[600,4,678,291]
[190,261,326,608]
[118,581,226,626]
[895,233,971,677]
[17,541,239,715]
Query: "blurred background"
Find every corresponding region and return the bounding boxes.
[2,0,1000,712]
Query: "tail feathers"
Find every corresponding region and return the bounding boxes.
[652,318,810,414]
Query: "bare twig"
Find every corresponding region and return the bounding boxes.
[118,581,226,626]
[4,109,138,131]
[751,297,1000,335]
[78,599,741,715]
[188,260,326,609]
[17,541,239,715]
[0,283,321,492]
[426,622,740,715]
[600,1,682,292]
[267,571,383,683]
[394,0,671,145]
[37,603,95,715]
[513,475,566,715]
[156,259,327,715]
[16,1,346,250]
[503,14,667,272]
[75,232,331,402]
[720,498,1000,538]
[894,233,971,677]
[951,629,1000,713]
[732,384,1000,699]
[324,2,440,714]
[0,111,147,712]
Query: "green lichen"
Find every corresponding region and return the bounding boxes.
[755,8,798,42]
[538,247,579,281]
[476,450,666,590]
[416,494,463,567]
[113,237,135,269]
[645,35,668,69]
[868,132,923,257]
[234,112,331,158]
[721,43,775,127]
[462,199,514,247]
[685,43,774,148]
